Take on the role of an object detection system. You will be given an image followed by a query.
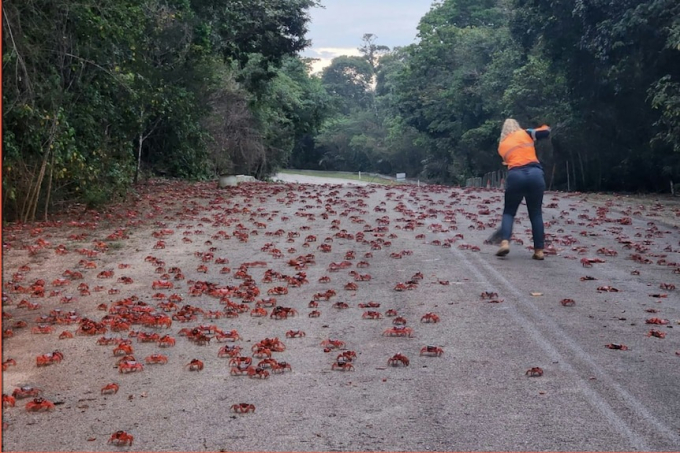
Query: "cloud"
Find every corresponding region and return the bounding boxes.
[303,47,362,73]
[300,1,434,73]
[303,0,433,49]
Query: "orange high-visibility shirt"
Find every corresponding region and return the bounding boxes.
[498,125,550,169]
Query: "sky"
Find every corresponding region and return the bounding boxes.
[301,0,436,73]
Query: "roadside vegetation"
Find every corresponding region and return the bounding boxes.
[3,0,680,222]
[277,169,399,185]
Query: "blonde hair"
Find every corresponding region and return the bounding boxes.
[500,118,521,142]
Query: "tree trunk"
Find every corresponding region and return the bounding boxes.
[21,116,58,222]
[566,161,570,192]
[135,129,143,184]
[44,150,56,221]
[549,164,556,191]
[135,110,144,184]
[577,151,586,187]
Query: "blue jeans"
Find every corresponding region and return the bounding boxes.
[500,164,545,249]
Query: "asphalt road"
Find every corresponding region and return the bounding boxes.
[1,176,679,452]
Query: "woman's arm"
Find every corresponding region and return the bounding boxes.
[525,125,551,141]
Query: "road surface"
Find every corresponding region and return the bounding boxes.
[2,176,679,451]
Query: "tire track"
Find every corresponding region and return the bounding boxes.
[402,195,678,451]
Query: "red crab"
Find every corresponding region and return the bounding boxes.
[215,330,241,342]
[31,324,54,334]
[25,397,55,412]
[247,366,270,379]
[152,280,173,290]
[646,329,666,339]
[285,330,306,338]
[597,286,619,292]
[158,335,176,347]
[526,367,544,377]
[358,301,380,308]
[267,286,288,295]
[252,347,272,359]
[230,364,253,376]
[420,313,440,323]
[331,361,355,371]
[250,307,268,317]
[229,357,252,368]
[12,386,41,399]
[118,360,144,373]
[320,339,345,350]
[337,351,357,363]
[382,326,414,337]
[420,345,444,357]
[36,351,64,367]
[271,361,292,374]
[218,345,242,358]
[186,359,204,371]
[392,316,407,326]
[145,354,168,364]
[362,311,382,320]
[560,298,576,306]
[101,383,119,395]
[3,394,16,408]
[231,403,256,413]
[581,257,606,267]
[387,353,410,367]
[108,431,134,446]
[605,343,629,351]
[113,344,134,356]
[645,317,670,325]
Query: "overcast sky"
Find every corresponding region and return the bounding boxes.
[301,0,436,73]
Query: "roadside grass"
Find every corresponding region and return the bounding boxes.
[279,169,401,185]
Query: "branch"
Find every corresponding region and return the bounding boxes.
[61,52,135,95]
[2,5,33,100]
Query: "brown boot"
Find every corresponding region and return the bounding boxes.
[532,249,544,260]
[496,240,510,257]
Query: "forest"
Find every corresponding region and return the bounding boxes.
[3,0,680,221]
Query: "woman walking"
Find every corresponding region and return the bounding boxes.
[496,119,551,260]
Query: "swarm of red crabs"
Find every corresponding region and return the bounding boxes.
[2,176,677,450]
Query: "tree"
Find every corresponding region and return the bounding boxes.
[2,0,322,220]
[321,56,374,114]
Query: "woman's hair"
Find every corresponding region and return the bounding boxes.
[500,119,521,142]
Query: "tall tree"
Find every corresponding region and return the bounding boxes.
[321,56,374,114]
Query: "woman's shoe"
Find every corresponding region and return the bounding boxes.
[532,249,544,260]
[496,240,510,257]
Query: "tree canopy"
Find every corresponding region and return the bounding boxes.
[4,0,680,221]
[306,0,680,191]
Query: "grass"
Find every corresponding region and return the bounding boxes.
[279,169,402,185]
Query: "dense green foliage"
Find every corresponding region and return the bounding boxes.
[2,0,328,221]
[308,0,680,191]
[4,0,680,222]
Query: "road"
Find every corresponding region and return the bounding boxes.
[274,172,375,186]
[1,176,679,451]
